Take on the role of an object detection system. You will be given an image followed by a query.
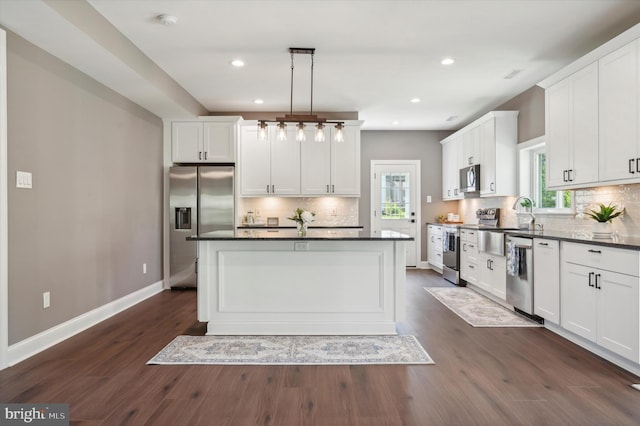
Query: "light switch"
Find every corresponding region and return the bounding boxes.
[16,171,32,189]
[426,195,432,203]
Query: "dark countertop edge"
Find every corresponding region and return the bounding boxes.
[452,224,640,250]
[237,225,365,229]
[503,229,640,251]
[189,236,414,241]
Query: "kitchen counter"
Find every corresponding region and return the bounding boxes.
[194,229,409,335]
[189,229,413,241]
[457,224,640,251]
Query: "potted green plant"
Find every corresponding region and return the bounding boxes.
[586,203,623,237]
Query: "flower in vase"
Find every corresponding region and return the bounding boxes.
[288,208,315,225]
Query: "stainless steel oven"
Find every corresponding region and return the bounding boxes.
[442,225,462,285]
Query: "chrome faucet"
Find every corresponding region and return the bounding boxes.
[512,196,536,230]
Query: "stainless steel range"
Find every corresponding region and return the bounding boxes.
[442,208,500,285]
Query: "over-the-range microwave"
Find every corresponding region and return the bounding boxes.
[459,164,480,194]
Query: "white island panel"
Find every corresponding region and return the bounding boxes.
[218,251,384,313]
[196,238,406,335]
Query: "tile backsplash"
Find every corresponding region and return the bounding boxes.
[458,183,640,237]
[238,197,359,227]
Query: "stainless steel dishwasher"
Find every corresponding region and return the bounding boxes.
[505,235,534,315]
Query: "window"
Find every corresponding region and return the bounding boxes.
[519,137,573,214]
[380,172,410,219]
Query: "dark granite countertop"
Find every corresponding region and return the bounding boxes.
[237,225,364,230]
[188,229,413,241]
[455,224,640,251]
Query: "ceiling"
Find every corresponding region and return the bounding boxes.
[2,1,640,130]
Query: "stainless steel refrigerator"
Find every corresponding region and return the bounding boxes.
[169,165,234,288]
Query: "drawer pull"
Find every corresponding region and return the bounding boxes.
[587,249,602,254]
[538,242,549,246]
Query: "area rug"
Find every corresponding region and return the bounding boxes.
[424,287,542,327]
[147,335,434,365]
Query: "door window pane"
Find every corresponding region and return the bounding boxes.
[381,172,410,219]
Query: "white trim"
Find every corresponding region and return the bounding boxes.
[370,160,421,267]
[7,281,164,367]
[0,29,8,370]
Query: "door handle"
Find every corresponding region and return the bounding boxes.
[568,169,573,181]
[326,185,330,193]
[272,185,275,193]
[410,219,416,223]
[629,159,635,174]
[204,151,208,160]
[490,182,495,191]
[595,273,601,289]
[637,158,640,173]
[563,170,568,182]
[199,151,202,160]
[588,272,595,287]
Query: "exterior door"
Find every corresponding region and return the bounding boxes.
[371,161,420,267]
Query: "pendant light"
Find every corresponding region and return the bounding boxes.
[257,48,343,142]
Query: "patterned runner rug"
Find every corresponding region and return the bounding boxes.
[424,287,543,327]
[148,335,434,365]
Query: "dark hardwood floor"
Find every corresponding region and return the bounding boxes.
[2,269,640,425]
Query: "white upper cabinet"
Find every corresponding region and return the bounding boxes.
[539,24,640,189]
[300,124,360,196]
[240,121,361,197]
[441,136,462,200]
[240,126,300,196]
[546,62,599,189]
[330,125,360,195]
[171,117,239,163]
[441,111,517,199]
[599,40,640,182]
[461,126,480,167]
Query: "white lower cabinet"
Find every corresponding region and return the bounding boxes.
[460,229,479,285]
[533,238,560,324]
[427,225,443,271]
[478,253,506,300]
[561,242,639,362]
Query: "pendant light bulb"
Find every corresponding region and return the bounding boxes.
[258,121,268,141]
[334,123,345,143]
[315,123,325,142]
[277,122,287,141]
[296,123,306,142]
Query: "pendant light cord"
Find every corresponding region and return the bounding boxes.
[290,52,294,116]
[310,52,314,116]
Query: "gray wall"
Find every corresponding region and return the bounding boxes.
[360,130,455,262]
[7,31,163,344]
[496,85,545,143]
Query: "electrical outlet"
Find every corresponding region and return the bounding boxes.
[294,242,309,251]
[143,263,147,274]
[43,292,50,309]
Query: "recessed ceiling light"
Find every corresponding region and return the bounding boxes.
[231,59,245,67]
[253,99,264,104]
[157,14,178,26]
[392,121,400,125]
[441,58,455,66]
[410,98,421,103]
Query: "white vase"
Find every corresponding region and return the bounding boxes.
[592,221,612,238]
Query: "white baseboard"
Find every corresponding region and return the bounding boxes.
[7,280,164,367]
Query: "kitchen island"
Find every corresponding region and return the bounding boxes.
[189,229,413,335]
